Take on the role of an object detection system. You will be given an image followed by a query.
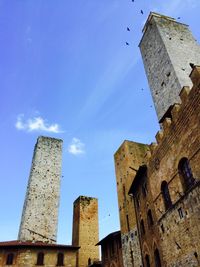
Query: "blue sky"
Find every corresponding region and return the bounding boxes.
[0,0,200,244]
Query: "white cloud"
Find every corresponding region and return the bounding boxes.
[15,114,63,133]
[68,138,85,155]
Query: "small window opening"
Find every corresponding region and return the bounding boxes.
[36,252,44,266]
[178,207,184,219]
[161,181,172,211]
[140,219,145,236]
[154,248,162,267]
[123,184,126,201]
[194,252,198,258]
[57,253,64,266]
[6,253,14,265]
[178,158,195,191]
[161,81,165,87]
[166,72,171,77]
[161,224,165,233]
[147,209,154,226]
[145,254,150,267]
[131,233,134,239]
[126,214,130,232]
[88,258,91,265]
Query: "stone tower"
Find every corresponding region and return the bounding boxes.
[18,136,63,244]
[114,141,150,267]
[139,12,200,122]
[72,196,99,267]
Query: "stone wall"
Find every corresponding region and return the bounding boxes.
[114,141,150,267]
[18,136,63,243]
[0,247,77,267]
[72,196,99,267]
[139,12,200,121]
[146,66,200,266]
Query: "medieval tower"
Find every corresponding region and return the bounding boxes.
[18,136,63,244]
[72,196,99,267]
[139,12,200,122]
[115,12,200,267]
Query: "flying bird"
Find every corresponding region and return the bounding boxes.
[126,42,130,46]
[177,17,181,19]
[127,27,130,31]
[141,10,144,14]
[132,0,135,2]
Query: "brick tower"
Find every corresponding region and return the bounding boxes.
[18,136,63,243]
[72,196,99,267]
[139,12,200,122]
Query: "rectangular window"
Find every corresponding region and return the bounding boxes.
[126,214,130,232]
[178,207,184,219]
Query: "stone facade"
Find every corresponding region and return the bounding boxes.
[18,136,63,243]
[72,196,99,267]
[0,241,78,267]
[97,231,123,267]
[115,12,200,267]
[114,141,150,267]
[139,12,200,122]
[128,67,200,266]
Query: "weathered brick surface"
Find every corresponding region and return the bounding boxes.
[0,248,77,267]
[18,136,63,243]
[72,196,99,267]
[114,141,149,267]
[139,12,200,121]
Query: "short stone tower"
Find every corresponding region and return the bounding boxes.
[72,196,99,267]
[139,12,200,122]
[18,136,63,243]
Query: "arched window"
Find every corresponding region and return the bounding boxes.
[147,209,154,226]
[161,181,172,211]
[178,158,194,190]
[154,248,161,267]
[56,252,64,266]
[140,219,145,236]
[6,253,14,265]
[36,252,44,265]
[145,254,150,267]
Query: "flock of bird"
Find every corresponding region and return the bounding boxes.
[125,2,144,46]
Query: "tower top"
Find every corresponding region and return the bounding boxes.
[139,12,200,122]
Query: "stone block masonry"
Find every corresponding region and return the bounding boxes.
[18,136,63,244]
[139,12,200,122]
[72,196,99,267]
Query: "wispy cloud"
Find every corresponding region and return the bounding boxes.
[68,138,85,155]
[78,48,140,124]
[15,114,63,133]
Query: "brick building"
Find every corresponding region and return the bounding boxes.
[0,241,79,267]
[97,231,123,267]
[114,12,200,267]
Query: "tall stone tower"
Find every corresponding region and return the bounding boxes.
[114,141,150,267]
[139,12,200,122]
[18,136,63,244]
[72,196,99,267]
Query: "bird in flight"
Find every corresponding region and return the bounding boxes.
[177,17,181,19]
[127,27,130,31]
[126,42,130,46]
[132,0,134,2]
[141,10,144,14]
